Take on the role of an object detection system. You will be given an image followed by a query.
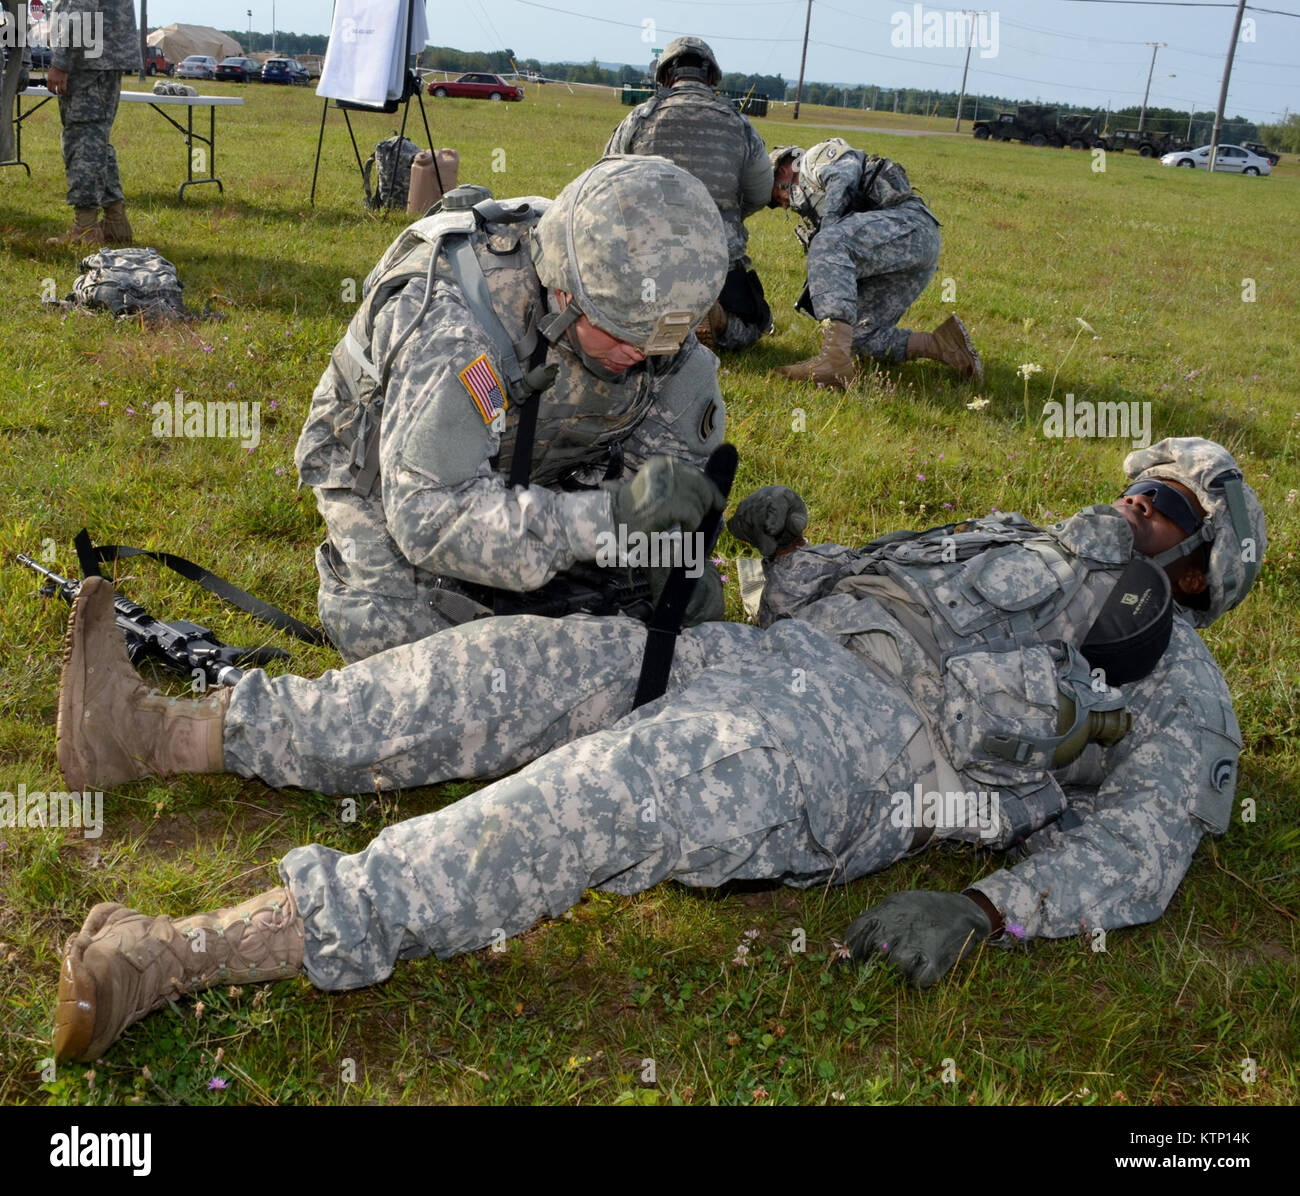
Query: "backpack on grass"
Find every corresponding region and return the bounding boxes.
[363,135,420,210]
[70,248,189,319]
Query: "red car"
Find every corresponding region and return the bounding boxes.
[428,72,524,102]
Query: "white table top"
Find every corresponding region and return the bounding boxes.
[22,87,244,107]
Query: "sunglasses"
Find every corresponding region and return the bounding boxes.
[1120,481,1203,536]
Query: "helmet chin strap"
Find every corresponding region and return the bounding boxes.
[537,296,631,383]
[1147,523,1214,570]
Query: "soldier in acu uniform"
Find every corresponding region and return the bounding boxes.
[775,138,982,390]
[52,439,1265,1060]
[44,0,140,246]
[296,156,732,662]
[605,37,774,353]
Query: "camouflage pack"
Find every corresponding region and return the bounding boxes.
[363,136,421,211]
[71,248,188,319]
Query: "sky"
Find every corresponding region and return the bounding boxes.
[145,1,1299,124]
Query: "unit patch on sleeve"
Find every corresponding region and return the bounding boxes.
[459,354,509,425]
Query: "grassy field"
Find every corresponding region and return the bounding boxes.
[0,81,1296,1107]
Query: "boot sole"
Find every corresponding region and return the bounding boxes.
[935,315,983,383]
[53,935,99,1061]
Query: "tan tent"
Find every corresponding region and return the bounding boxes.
[147,24,242,62]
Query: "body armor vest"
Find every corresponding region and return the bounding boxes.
[295,202,673,497]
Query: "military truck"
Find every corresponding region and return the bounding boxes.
[1096,129,1188,157]
[971,105,1101,149]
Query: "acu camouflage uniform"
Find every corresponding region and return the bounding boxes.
[295,179,727,663]
[606,82,773,351]
[220,440,1259,990]
[49,0,140,209]
[795,139,941,363]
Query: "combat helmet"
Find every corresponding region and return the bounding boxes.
[789,137,855,222]
[531,155,727,354]
[654,36,722,88]
[1123,437,1267,626]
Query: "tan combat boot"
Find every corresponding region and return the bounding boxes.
[56,575,230,792]
[100,200,133,246]
[694,301,727,351]
[906,314,983,383]
[54,887,305,1061]
[46,206,107,248]
[774,319,857,389]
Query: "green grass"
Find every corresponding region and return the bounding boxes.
[0,83,1297,1106]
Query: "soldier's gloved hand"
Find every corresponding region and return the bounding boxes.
[649,560,725,627]
[845,891,993,988]
[728,485,808,558]
[609,456,725,536]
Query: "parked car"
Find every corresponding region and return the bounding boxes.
[286,59,311,86]
[176,55,218,81]
[144,45,173,76]
[1160,143,1272,175]
[427,72,524,101]
[29,43,52,70]
[261,57,307,85]
[1243,141,1282,166]
[215,56,260,83]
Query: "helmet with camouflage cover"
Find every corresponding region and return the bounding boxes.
[531,155,727,354]
[1123,437,1266,626]
[654,36,723,88]
[788,137,855,223]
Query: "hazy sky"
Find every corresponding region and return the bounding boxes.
[147,1,1298,123]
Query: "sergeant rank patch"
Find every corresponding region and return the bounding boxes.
[459,354,508,425]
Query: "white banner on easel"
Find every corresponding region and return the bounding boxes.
[317,0,429,107]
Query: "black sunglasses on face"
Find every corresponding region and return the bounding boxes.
[1120,481,1203,536]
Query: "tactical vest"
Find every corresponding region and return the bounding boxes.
[620,83,754,255]
[829,509,1160,850]
[295,200,672,498]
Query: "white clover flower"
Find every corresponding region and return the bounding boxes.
[1076,317,1096,334]
[1017,362,1043,380]
[966,396,991,410]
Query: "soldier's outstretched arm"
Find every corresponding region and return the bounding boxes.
[740,126,776,219]
[817,155,865,226]
[966,623,1239,942]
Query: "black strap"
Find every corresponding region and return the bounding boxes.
[75,529,328,646]
[631,443,739,708]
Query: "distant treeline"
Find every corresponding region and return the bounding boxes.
[296,42,1268,143]
[221,30,329,56]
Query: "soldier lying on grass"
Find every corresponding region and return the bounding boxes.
[51,438,1263,1062]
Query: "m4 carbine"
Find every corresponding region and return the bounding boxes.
[17,554,287,689]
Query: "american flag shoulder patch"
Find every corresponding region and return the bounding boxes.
[458,354,508,425]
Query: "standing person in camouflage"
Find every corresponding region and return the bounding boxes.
[775,138,982,390]
[51,438,1267,1060]
[296,156,731,663]
[44,0,140,246]
[605,37,774,353]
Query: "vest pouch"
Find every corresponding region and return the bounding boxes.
[938,643,1062,789]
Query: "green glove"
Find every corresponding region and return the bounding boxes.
[845,891,993,988]
[609,456,725,537]
[728,485,808,558]
[649,560,724,627]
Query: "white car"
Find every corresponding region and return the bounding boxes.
[176,55,218,80]
[1160,144,1272,175]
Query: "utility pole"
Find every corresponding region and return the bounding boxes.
[1138,42,1165,133]
[247,9,253,53]
[1186,107,1194,142]
[792,0,811,120]
[1209,0,1247,170]
[955,10,976,132]
[272,0,276,52]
